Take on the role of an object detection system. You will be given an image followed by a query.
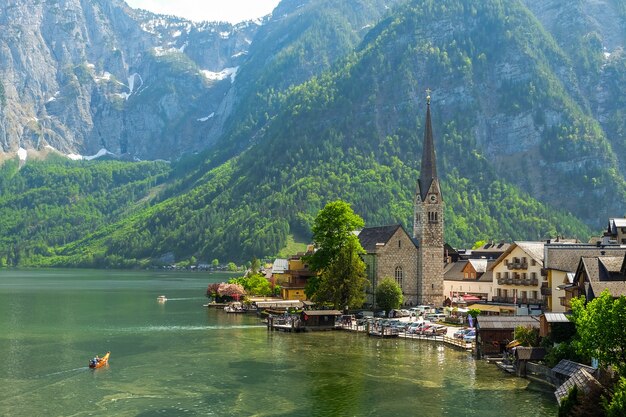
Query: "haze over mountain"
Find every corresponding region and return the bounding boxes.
[1,0,625,266]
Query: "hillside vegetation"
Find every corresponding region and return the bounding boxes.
[4,0,625,266]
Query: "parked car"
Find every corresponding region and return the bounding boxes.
[453,328,472,339]
[409,305,432,316]
[418,324,434,335]
[406,322,426,334]
[426,313,447,322]
[426,324,448,336]
[463,330,476,342]
[355,310,374,319]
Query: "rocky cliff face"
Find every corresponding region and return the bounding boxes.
[0,0,260,160]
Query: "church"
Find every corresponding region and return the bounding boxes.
[358,94,445,307]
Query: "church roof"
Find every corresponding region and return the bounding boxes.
[357,224,416,252]
[418,100,438,201]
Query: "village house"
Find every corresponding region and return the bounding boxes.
[275,246,316,301]
[539,312,575,339]
[543,240,626,312]
[489,241,545,314]
[602,217,626,245]
[475,315,540,358]
[561,253,626,310]
[443,258,495,303]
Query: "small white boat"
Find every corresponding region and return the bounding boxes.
[224,301,245,313]
[157,295,167,302]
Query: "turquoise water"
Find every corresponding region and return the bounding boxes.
[0,270,557,416]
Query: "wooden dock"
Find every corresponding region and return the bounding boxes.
[267,315,305,333]
[368,326,399,338]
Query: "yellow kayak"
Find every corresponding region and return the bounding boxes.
[89,351,110,369]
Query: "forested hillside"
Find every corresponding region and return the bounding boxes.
[3,0,626,266]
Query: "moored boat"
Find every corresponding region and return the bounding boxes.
[89,351,110,369]
[224,301,245,313]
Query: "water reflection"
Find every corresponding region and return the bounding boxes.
[0,270,557,417]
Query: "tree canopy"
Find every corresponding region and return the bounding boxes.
[311,237,368,310]
[375,277,403,313]
[571,290,626,376]
[307,200,365,273]
[305,200,367,309]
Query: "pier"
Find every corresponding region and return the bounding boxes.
[267,315,305,332]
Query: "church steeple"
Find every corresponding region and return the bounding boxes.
[418,92,438,202]
[413,90,444,306]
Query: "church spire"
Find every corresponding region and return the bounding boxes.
[418,91,437,201]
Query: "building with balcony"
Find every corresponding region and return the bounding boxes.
[489,241,545,311]
[562,254,626,310]
[277,247,316,301]
[543,242,626,312]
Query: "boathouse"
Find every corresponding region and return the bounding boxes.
[476,315,540,358]
[302,310,342,330]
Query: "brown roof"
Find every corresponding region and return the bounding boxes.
[444,260,494,282]
[477,315,540,330]
[545,245,626,272]
[580,256,624,282]
[589,281,626,297]
[555,368,602,405]
[444,260,468,281]
[552,359,596,377]
[599,256,624,273]
[304,310,343,316]
[580,257,600,282]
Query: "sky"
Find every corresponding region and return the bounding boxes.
[125,0,281,24]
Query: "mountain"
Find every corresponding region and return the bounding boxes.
[0,0,259,159]
[1,0,626,267]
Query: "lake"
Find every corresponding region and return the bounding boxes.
[0,269,557,416]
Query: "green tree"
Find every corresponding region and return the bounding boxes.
[250,257,261,274]
[571,290,626,375]
[212,259,219,268]
[605,377,626,417]
[244,273,272,297]
[311,235,368,310]
[468,308,481,319]
[514,325,540,347]
[306,200,365,273]
[227,262,238,272]
[375,277,403,313]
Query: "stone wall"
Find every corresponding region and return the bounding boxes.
[374,228,419,306]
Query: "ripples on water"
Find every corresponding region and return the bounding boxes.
[0,270,557,417]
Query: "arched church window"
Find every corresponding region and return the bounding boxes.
[395,266,403,288]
